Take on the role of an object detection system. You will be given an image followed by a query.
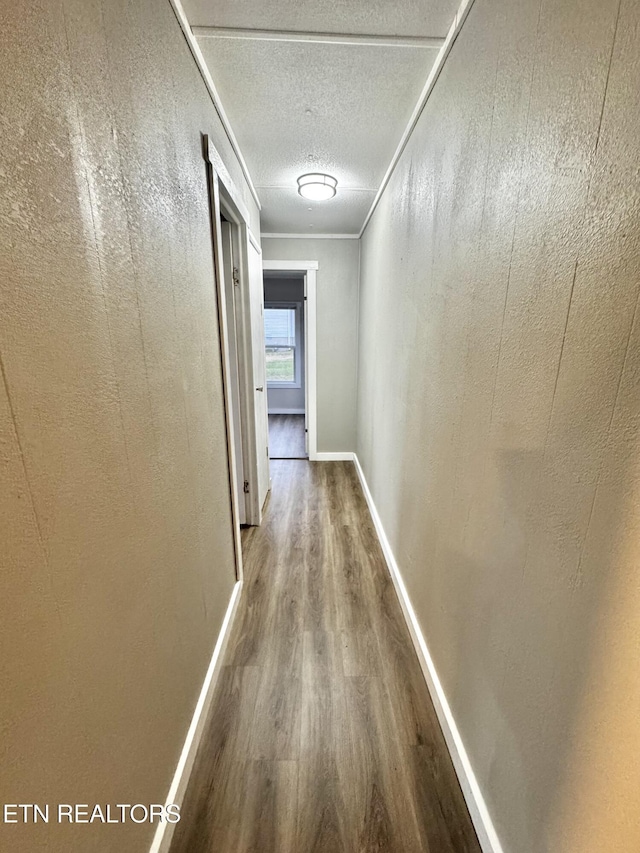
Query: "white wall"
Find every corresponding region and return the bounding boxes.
[262,238,359,453]
[356,0,640,851]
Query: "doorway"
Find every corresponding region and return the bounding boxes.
[262,260,318,460]
[263,274,307,459]
[203,134,270,550]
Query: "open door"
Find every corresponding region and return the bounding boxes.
[203,133,270,532]
[203,160,243,579]
[220,221,246,525]
[247,235,270,508]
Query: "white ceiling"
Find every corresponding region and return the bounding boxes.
[184,0,458,39]
[182,0,460,234]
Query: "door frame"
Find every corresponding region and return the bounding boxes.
[262,260,318,460]
[218,192,266,527]
[204,136,266,583]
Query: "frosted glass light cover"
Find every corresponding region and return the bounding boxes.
[297,173,337,200]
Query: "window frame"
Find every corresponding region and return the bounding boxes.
[264,301,303,389]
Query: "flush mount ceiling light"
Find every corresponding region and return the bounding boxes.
[297,173,337,201]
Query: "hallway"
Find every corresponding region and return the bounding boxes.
[171,461,480,852]
[4,0,640,850]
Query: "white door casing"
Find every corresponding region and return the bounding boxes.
[203,132,270,539]
[204,162,244,581]
[262,260,318,461]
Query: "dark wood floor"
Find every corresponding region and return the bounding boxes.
[268,413,307,459]
[171,461,481,853]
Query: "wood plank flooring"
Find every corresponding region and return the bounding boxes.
[268,413,307,458]
[170,461,481,853]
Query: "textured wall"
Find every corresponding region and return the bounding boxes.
[0,0,258,850]
[356,0,640,851]
[262,238,359,452]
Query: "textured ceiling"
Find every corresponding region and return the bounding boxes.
[183,1,460,233]
[183,0,458,39]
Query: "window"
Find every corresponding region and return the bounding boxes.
[264,303,302,387]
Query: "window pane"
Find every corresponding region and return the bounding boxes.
[266,347,295,382]
[264,307,297,384]
[265,308,296,347]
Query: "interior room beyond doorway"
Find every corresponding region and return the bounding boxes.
[264,273,307,459]
[268,414,306,459]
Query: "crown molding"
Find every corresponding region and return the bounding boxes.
[192,26,445,50]
[261,233,359,240]
[168,0,261,210]
[359,0,476,237]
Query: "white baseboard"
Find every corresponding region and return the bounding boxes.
[149,580,243,853]
[352,455,504,853]
[312,451,355,462]
[268,408,305,415]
